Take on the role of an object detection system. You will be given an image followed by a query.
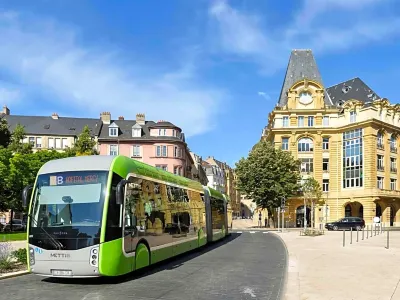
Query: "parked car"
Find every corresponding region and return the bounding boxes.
[3,219,26,232]
[325,217,365,231]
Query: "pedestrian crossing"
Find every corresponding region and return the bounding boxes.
[232,230,270,234]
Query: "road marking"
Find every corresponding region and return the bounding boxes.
[249,231,256,233]
[237,231,243,233]
[242,287,257,298]
[263,232,269,234]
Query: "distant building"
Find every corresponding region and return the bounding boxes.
[189,152,209,186]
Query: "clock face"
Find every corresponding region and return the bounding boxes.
[299,91,313,105]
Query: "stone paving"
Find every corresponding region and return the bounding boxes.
[278,229,400,300]
[0,232,287,300]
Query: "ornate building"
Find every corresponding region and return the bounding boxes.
[263,49,399,228]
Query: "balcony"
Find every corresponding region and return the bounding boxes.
[391,167,398,173]
[391,146,398,154]
[377,142,384,150]
[377,165,384,172]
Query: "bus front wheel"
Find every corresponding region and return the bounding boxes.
[135,243,150,270]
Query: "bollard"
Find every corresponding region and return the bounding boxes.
[357,228,359,242]
[362,227,364,240]
[343,229,345,247]
[367,225,369,239]
[350,227,353,244]
[370,225,373,237]
[386,230,390,249]
[374,224,377,236]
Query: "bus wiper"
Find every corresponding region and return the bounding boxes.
[28,214,64,250]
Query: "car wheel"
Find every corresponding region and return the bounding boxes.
[333,225,338,231]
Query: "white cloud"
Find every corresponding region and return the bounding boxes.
[0,11,227,137]
[257,92,270,100]
[208,0,400,71]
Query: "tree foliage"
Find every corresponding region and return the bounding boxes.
[302,176,323,228]
[235,140,301,220]
[8,124,32,154]
[72,125,98,156]
[0,118,11,148]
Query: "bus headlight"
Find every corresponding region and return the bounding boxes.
[89,247,99,267]
[29,247,35,266]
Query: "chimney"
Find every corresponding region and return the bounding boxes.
[2,105,10,115]
[51,113,59,119]
[118,116,124,120]
[136,113,145,125]
[100,111,111,124]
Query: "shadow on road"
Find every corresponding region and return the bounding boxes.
[42,232,242,285]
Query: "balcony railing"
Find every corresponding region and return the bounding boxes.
[391,167,398,173]
[377,142,384,150]
[377,165,384,171]
[391,146,398,153]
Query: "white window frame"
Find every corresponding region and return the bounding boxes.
[282,137,289,150]
[132,145,141,157]
[109,144,118,156]
[36,137,42,148]
[29,137,35,146]
[62,138,68,149]
[158,129,167,136]
[391,178,397,190]
[132,128,141,137]
[156,145,167,157]
[55,138,61,149]
[323,116,329,126]
[298,116,304,127]
[307,116,314,127]
[322,137,329,150]
[109,128,118,137]
[48,138,54,149]
[322,179,329,192]
[377,176,384,189]
[282,116,289,127]
[350,111,356,123]
[298,138,314,152]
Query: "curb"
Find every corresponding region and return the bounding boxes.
[0,270,29,280]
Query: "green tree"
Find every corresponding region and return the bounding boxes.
[302,177,323,229]
[8,124,32,154]
[0,147,13,211]
[235,140,301,227]
[73,125,98,155]
[0,118,11,148]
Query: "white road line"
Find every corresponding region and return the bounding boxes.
[249,231,256,233]
[263,232,269,234]
[237,231,243,233]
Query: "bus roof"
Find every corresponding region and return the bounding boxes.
[112,155,204,192]
[206,186,225,201]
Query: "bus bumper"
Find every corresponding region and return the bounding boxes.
[28,244,101,278]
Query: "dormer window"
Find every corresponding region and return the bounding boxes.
[159,129,167,136]
[108,123,119,137]
[132,128,141,137]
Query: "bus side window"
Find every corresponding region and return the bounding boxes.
[105,172,123,242]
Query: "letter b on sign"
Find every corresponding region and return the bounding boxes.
[57,176,63,185]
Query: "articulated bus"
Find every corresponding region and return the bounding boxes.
[22,155,229,278]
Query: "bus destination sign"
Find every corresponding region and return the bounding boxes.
[50,174,100,186]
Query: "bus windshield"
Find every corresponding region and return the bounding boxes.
[30,171,109,229]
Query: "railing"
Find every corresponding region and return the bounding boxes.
[377,165,384,171]
[391,146,397,153]
[377,142,384,150]
[391,167,397,173]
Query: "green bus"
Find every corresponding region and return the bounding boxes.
[22,155,229,278]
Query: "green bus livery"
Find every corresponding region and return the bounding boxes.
[22,155,229,278]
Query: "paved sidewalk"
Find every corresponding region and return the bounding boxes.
[278,229,400,300]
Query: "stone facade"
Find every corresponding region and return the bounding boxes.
[263,49,400,228]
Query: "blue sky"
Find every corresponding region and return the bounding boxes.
[1,0,400,166]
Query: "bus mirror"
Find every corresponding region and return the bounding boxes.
[116,179,128,205]
[22,185,33,208]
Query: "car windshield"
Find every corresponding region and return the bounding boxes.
[30,171,109,228]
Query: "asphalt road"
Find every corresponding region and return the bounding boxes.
[0,232,287,300]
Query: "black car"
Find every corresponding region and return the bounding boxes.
[325,217,365,231]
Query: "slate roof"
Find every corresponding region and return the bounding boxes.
[277,49,332,107]
[97,119,186,143]
[326,77,380,106]
[0,114,102,137]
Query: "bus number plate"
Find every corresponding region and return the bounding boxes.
[52,269,73,276]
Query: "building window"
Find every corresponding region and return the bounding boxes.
[298,116,304,127]
[132,145,141,157]
[156,165,168,171]
[282,116,289,127]
[377,176,384,189]
[109,128,118,137]
[132,128,141,137]
[298,138,314,152]
[55,138,61,149]
[323,158,329,172]
[282,137,289,150]
[377,155,384,171]
[322,137,329,150]
[343,128,363,188]
[172,129,176,137]
[300,158,313,173]
[48,138,54,149]
[323,116,329,126]
[174,146,182,158]
[391,178,397,190]
[159,129,167,136]
[377,132,384,149]
[307,116,314,127]
[109,145,118,156]
[350,111,356,123]
[29,137,35,147]
[390,157,397,173]
[322,179,329,192]
[390,135,397,153]
[36,137,42,148]
[156,145,167,157]
[62,138,68,149]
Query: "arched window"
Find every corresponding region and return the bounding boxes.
[298,138,314,152]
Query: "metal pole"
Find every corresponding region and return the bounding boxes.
[343,229,345,247]
[357,228,359,242]
[278,207,280,232]
[370,224,372,237]
[282,208,285,233]
[303,197,307,233]
[350,227,353,244]
[386,230,389,249]
[374,224,376,236]
[367,225,369,239]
